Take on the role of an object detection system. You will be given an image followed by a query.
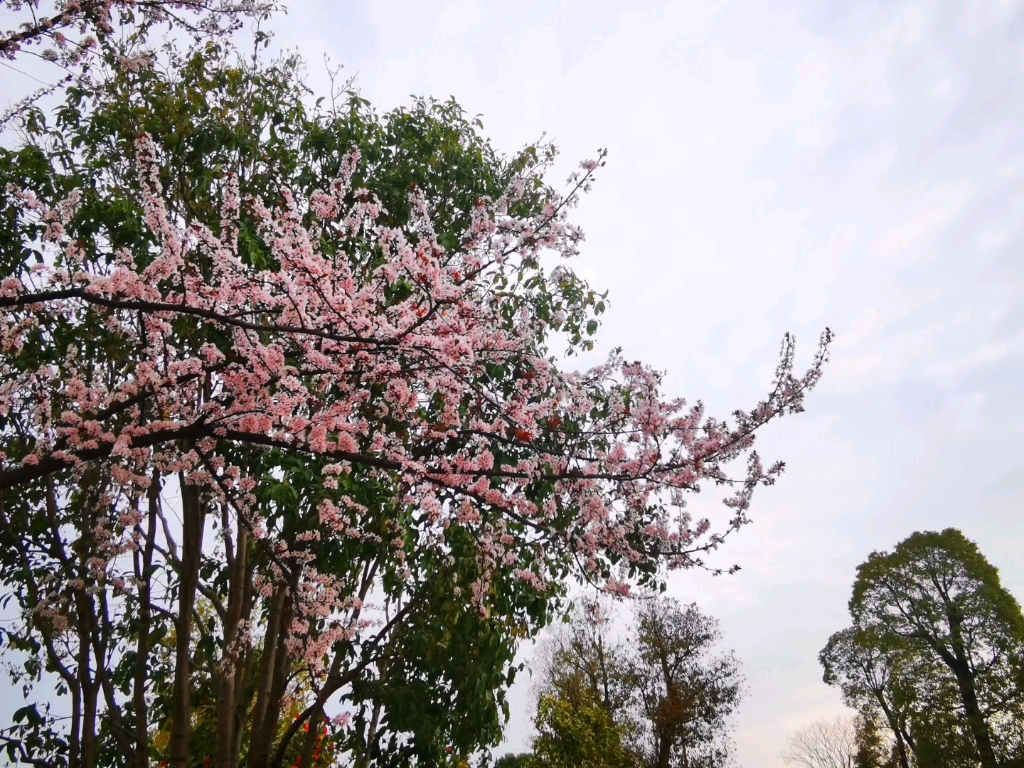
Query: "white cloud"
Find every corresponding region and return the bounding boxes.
[872,206,957,259]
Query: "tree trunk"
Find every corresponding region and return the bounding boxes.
[134,471,160,768]
[656,736,673,768]
[69,678,82,768]
[298,707,324,768]
[77,573,99,768]
[169,479,206,768]
[215,522,248,768]
[354,702,382,768]
[231,552,255,768]
[263,604,293,768]
[944,610,998,768]
[81,679,99,768]
[874,694,912,768]
[953,665,998,768]
[893,736,911,768]
[249,585,290,768]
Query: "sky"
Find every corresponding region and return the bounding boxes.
[3,0,1024,765]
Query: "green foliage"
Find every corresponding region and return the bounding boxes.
[850,530,1024,663]
[819,627,915,768]
[531,689,641,768]
[853,711,897,768]
[533,598,742,768]
[493,753,534,768]
[823,528,1024,768]
[0,34,606,767]
[909,707,979,768]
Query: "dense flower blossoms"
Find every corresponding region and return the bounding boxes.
[0,0,274,63]
[0,135,828,668]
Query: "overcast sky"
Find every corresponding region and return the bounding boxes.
[4,0,1024,765]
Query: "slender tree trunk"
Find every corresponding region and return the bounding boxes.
[875,695,912,768]
[77,566,99,768]
[81,679,99,768]
[169,479,206,768]
[249,585,290,768]
[134,472,160,768]
[69,679,82,768]
[215,522,248,768]
[234,514,256,768]
[298,707,324,768]
[944,612,998,768]
[263,603,293,768]
[656,725,673,768]
[354,702,382,768]
[933,592,997,768]
[231,554,255,768]
[230,652,250,768]
[953,665,998,768]
[893,735,911,768]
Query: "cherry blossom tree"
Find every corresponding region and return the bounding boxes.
[0,36,831,768]
[0,0,274,66]
[0,0,276,131]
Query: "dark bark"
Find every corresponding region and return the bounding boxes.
[133,472,161,768]
[169,479,206,768]
[215,520,248,768]
[248,585,290,768]
[81,676,99,768]
[262,603,293,768]
[298,707,324,768]
[951,662,998,768]
[655,732,672,768]
[69,679,82,768]
[943,591,998,768]
[353,702,382,768]
[75,479,102,768]
[231,551,256,768]
[873,692,912,768]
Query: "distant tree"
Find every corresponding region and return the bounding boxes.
[494,753,534,768]
[852,709,900,768]
[533,597,742,768]
[782,716,857,768]
[850,528,1024,768]
[819,628,914,768]
[628,598,743,768]
[538,600,636,729]
[530,684,641,768]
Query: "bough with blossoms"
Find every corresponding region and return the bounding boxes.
[0,80,829,768]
